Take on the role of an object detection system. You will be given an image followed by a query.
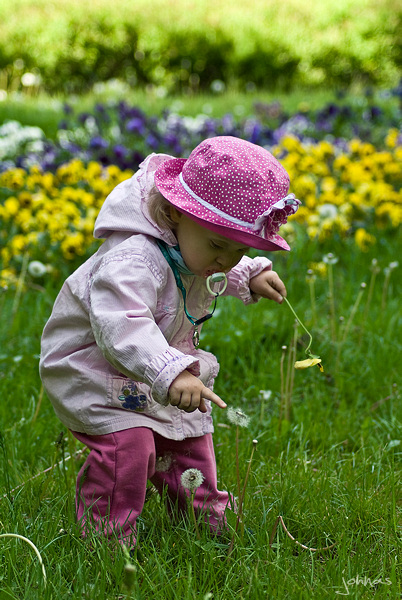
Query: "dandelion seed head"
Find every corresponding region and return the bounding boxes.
[28,260,48,278]
[227,407,250,428]
[180,468,204,492]
[323,252,338,265]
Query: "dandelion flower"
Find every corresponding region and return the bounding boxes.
[28,260,48,278]
[323,252,338,265]
[180,468,204,492]
[227,407,250,428]
[294,358,324,372]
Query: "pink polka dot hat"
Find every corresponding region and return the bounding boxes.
[154,136,301,251]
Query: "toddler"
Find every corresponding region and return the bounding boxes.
[40,136,300,545]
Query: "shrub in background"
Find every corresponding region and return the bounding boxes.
[0,0,400,95]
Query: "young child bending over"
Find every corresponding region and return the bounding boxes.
[40,136,300,545]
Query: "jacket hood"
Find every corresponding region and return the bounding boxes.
[93,153,177,246]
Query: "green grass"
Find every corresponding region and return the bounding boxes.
[0,233,401,599]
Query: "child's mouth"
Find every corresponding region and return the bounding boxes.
[203,269,218,278]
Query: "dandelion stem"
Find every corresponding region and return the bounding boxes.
[282,297,313,355]
[340,283,366,345]
[227,440,258,558]
[190,491,200,540]
[12,251,29,317]
[235,426,241,510]
[0,533,47,586]
[308,279,317,326]
[362,262,379,324]
[278,346,287,436]
[327,263,337,341]
[381,268,391,312]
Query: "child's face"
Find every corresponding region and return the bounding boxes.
[172,212,250,278]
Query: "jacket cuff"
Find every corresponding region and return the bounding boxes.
[225,256,272,305]
[145,347,199,406]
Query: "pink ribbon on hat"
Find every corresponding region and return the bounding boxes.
[253,193,300,237]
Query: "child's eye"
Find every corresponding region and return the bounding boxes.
[210,241,223,249]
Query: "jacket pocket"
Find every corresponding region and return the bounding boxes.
[106,375,161,415]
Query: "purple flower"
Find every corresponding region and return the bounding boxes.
[89,136,109,150]
[113,144,128,159]
[126,117,146,135]
[146,133,160,150]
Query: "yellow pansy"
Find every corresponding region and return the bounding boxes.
[3,197,20,218]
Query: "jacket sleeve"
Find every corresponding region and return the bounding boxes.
[224,255,272,304]
[88,252,198,406]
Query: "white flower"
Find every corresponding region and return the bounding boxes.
[259,390,272,401]
[318,204,338,219]
[180,468,204,492]
[21,72,41,87]
[323,252,338,265]
[227,407,250,428]
[28,261,48,278]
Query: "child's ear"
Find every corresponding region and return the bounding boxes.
[169,206,182,224]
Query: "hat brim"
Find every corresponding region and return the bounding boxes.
[154,157,291,252]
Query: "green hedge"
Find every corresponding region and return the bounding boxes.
[0,0,400,94]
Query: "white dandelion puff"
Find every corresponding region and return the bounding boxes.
[180,468,204,492]
[28,260,48,278]
[227,407,250,428]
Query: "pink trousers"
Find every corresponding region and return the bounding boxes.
[72,428,230,544]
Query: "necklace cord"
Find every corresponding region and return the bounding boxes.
[156,240,218,327]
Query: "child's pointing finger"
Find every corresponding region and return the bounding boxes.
[201,387,227,410]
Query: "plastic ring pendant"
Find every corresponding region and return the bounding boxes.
[206,272,228,296]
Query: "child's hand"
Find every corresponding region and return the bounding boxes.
[168,370,227,413]
[249,269,286,304]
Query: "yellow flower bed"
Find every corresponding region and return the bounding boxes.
[0,133,401,286]
[274,133,401,250]
[0,160,133,287]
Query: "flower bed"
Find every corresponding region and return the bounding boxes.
[0,92,401,287]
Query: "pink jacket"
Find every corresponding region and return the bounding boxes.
[39,154,272,440]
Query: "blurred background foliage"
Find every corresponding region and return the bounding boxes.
[0,0,400,96]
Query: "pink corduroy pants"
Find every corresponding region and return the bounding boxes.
[71,427,230,545]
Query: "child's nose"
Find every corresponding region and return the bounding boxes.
[217,253,235,269]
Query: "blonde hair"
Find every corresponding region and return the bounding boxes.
[147,185,177,230]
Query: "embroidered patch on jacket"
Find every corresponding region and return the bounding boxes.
[118,381,147,412]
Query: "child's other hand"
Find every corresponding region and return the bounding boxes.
[168,370,226,413]
[249,269,286,304]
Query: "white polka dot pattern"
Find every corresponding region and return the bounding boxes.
[154,136,300,251]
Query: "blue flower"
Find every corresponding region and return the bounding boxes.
[89,136,109,150]
[126,118,146,135]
